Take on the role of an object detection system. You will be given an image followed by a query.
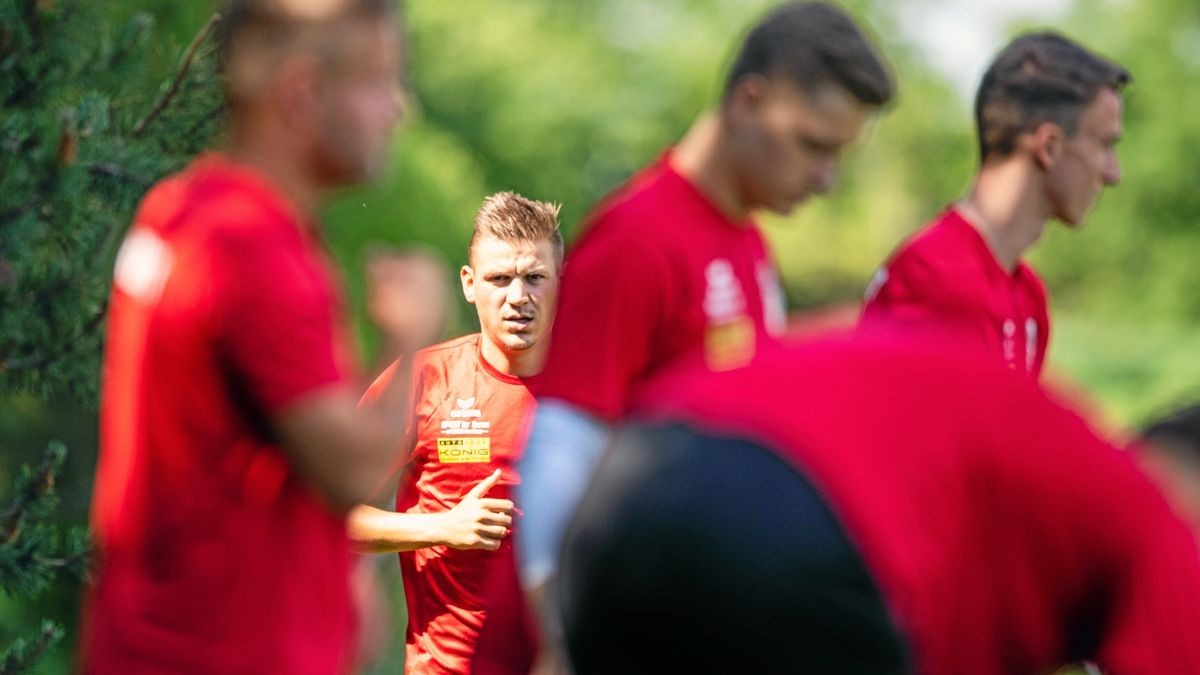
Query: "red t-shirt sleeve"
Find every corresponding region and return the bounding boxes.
[993,399,1200,672]
[215,216,351,415]
[533,229,673,421]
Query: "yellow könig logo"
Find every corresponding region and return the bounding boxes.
[437,437,492,463]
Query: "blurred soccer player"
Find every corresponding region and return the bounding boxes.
[862,33,1130,379]
[350,193,562,674]
[517,1,895,648]
[1136,405,1200,534]
[81,1,443,672]
[558,337,1200,674]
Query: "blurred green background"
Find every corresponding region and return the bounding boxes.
[3,0,1199,670]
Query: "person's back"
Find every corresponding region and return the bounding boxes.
[560,337,1200,674]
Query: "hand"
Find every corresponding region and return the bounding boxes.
[365,247,449,355]
[440,469,514,551]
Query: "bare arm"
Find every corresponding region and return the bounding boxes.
[271,250,449,514]
[347,469,513,553]
[273,360,417,514]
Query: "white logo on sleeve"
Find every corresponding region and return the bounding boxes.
[114,227,174,304]
[456,397,476,410]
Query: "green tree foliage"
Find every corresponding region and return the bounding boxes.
[0,0,223,402]
[0,442,87,675]
[1,1,222,670]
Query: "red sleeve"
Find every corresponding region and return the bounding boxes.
[216,215,352,415]
[532,228,673,421]
[861,250,994,352]
[993,397,1200,672]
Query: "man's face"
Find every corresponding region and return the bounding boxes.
[728,79,873,215]
[313,17,403,185]
[462,236,560,359]
[1046,87,1123,226]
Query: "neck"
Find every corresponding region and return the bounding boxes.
[479,334,542,378]
[669,112,750,223]
[226,114,322,219]
[958,159,1051,273]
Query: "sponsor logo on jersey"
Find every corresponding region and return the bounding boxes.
[441,393,490,435]
[437,437,492,463]
[703,258,755,371]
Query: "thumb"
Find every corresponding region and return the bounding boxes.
[463,469,502,501]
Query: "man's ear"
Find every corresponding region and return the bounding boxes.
[724,73,771,127]
[1028,121,1064,171]
[272,53,323,133]
[460,264,476,304]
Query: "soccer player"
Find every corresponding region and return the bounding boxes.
[862,33,1130,379]
[349,192,562,674]
[517,1,896,634]
[558,336,1200,674]
[81,1,442,672]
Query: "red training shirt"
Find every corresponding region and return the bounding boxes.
[531,152,786,420]
[861,208,1050,378]
[635,336,1200,674]
[83,155,358,674]
[363,334,539,674]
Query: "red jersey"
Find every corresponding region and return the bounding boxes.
[635,337,1200,674]
[364,334,538,674]
[862,208,1050,378]
[84,155,358,674]
[531,153,786,420]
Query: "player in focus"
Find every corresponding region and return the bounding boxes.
[350,192,562,674]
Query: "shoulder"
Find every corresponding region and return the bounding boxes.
[1015,262,1048,300]
[415,334,480,369]
[577,162,689,249]
[882,216,989,304]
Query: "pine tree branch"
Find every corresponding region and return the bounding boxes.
[1,293,109,373]
[0,443,64,544]
[0,620,62,675]
[88,162,153,188]
[131,12,220,139]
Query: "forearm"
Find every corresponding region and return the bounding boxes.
[348,504,448,554]
[275,361,415,512]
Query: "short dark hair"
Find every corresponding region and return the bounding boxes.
[1141,404,1200,463]
[975,32,1131,161]
[724,2,894,106]
[470,192,564,266]
[215,0,395,102]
